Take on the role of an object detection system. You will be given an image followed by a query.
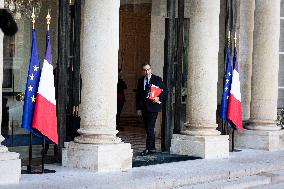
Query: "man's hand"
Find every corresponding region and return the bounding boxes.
[152,97,160,104]
[137,110,142,117]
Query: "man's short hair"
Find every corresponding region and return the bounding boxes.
[141,63,151,70]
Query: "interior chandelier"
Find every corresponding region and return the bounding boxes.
[4,0,42,20]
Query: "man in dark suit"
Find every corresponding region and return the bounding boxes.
[136,63,167,155]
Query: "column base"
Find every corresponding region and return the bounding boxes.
[235,129,284,151]
[170,134,229,159]
[245,120,281,131]
[62,142,133,172]
[0,151,21,184]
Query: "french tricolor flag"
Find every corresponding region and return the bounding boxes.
[227,47,243,130]
[32,31,58,144]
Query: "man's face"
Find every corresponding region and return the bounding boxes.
[142,65,151,77]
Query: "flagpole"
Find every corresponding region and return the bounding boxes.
[26,7,36,174]
[39,10,56,174]
[40,9,51,174]
[42,136,45,173]
[27,132,33,173]
[222,31,231,136]
[227,31,231,136]
[32,7,35,30]
[232,129,235,151]
[231,32,237,152]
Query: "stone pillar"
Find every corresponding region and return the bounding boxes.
[63,0,133,171]
[238,0,254,122]
[235,0,283,151]
[0,0,21,184]
[150,1,166,141]
[171,0,229,159]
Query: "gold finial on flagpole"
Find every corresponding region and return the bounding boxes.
[46,9,51,31]
[31,7,35,29]
[228,31,231,45]
[234,32,237,47]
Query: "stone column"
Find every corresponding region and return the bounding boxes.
[238,0,254,122]
[0,0,21,184]
[171,0,229,159]
[236,0,283,151]
[63,0,133,171]
[150,1,166,141]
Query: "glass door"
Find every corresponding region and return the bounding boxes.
[2,0,59,161]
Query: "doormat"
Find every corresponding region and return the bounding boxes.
[132,152,200,167]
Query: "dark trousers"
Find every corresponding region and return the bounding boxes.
[116,101,125,127]
[142,111,158,151]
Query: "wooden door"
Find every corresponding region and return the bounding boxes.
[119,4,151,116]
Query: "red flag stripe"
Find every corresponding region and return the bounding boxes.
[32,94,58,144]
[227,95,243,130]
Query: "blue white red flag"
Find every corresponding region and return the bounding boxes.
[227,47,243,130]
[32,31,58,144]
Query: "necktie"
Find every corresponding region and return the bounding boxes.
[145,77,150,97]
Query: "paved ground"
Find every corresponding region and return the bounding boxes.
[4,118,284,188]
[9,116,158,161]
[8,119,159,166]
[3,149,284,189]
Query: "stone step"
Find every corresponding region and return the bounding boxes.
[178,169,284,189]
[253,170,284,188]
[121,151,284,189]
[5,150,284,189]
[178,175,271,189]
[256,183,284,189]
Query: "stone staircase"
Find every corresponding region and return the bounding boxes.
[5,150,284,189]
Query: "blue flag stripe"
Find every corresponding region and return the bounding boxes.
[45,31,52,64]
[220,47,232,120]
[21,29,41,132]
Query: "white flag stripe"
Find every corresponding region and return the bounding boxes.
[37,59,56,105]
[230,69,241,101]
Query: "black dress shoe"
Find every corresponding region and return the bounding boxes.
[149,149,156,153]
[140,149,156,156]
[140,149,150,156]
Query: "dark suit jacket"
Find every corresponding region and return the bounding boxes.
[136,74,168,112]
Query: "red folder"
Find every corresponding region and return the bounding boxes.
[148,84,163,100]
